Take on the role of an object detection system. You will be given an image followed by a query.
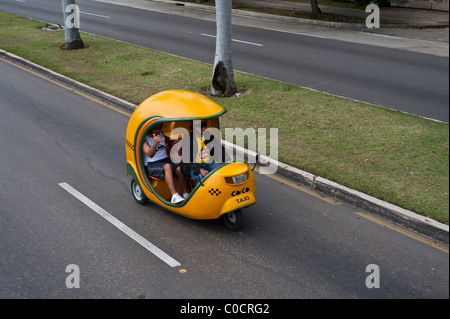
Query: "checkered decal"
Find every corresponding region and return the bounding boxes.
[208,188,221,196]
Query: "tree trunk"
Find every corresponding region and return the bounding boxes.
[311,0,322,19]
[61,0,84,50]
[211,0,236,97]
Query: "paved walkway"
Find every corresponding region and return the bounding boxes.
[233,0,449,27]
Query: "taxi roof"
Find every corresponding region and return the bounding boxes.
[133,90,226,121]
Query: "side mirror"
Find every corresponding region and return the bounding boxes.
[252,154,260,171]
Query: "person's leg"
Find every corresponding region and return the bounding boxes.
[163,163,177,196]
[175,166,189,195]
[189,162,219,183]
[190,169,201,184]
[202,161,221,172]
[164,163,184,203]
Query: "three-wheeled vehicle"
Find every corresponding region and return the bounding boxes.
[125,90,255,230]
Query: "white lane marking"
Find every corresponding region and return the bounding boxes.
[15,0,27,2]
[80,11,111,19]
[262,28,326,39]
[201,33,263,46]
[58,182,181,268]
[358,32,402,39]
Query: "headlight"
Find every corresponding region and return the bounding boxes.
[225,172,248,184]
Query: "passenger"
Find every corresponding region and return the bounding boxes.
[179,120,223,185]
[143,124,189,203]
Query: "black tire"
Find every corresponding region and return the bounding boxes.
[131,178,148,205]
[222,210,243,231]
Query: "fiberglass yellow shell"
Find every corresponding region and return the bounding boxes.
[125,90,256,229]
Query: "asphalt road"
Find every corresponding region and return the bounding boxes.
[0,0,448,122]
[0,58,448,299]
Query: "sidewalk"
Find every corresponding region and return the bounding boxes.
[231,0,449,27]
[136,0,450,28]
[228,0,449,46]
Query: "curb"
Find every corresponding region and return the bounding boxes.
[223,141,449,245]
[0,50,136,113]
[1,49,448,245]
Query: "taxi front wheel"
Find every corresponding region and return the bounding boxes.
[131,178,148,205]
[222,210,243,231]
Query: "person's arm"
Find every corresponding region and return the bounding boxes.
[200,168,209,176]
[143,134,163,158]
[143,140,156,158]
[193,166,209,177]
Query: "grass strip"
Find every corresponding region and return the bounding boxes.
[0,11,448,224]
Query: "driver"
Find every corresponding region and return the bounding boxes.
[179,120,223,185]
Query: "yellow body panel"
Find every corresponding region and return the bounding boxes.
[133,89,225,120]
[138,163,255,220]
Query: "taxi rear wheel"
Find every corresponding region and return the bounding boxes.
[222,210,243,231]
[131,178,148,205]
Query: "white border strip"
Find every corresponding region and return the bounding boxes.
[80,11,111,19]
[58,182,181,268]
[200,33,264,47]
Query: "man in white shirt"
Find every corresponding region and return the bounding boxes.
[143,124,188,204]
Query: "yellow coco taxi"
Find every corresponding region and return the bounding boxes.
[125,90,255,230]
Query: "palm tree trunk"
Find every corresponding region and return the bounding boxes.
[311,0,322,19]
[61,0,84,50]
[211,0,236,97]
